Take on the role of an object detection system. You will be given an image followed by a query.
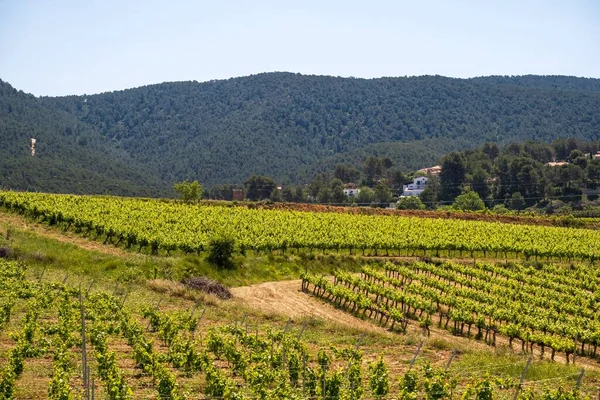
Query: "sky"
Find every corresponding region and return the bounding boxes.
[1,0,599,96]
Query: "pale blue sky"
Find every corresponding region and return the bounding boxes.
[1,0,598,96]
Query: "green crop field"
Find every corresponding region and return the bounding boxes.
[0,191,599,398]
[2,191,600,261]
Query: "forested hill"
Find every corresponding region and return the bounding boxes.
[0,80,168,196]
[469,75,600,91]
[2,73,600,194]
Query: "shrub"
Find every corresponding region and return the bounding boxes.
[453,191,486,212]
[396,196,425,210]
[207,236,236,270]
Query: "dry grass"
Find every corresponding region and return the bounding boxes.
[146,279,222,306]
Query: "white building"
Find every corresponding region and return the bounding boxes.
[402,177,428,197]
[343,188,360,198]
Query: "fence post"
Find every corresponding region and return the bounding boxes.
[513,357,532,400]
[297,322,307,341]
[445,349,457,371]
[575,369,584,390]
[86,280,95,297]
[79,289,88,399]
[193,308,206,337]
[409,341,424,370]
[119,292,129,309]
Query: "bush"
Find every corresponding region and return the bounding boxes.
[207,236,236,270]
[453,191,486,212]
[396,196,425,210]
[491,204,510,214]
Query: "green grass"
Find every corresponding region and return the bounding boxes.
[451,348,600,393]
[0,221,364,288]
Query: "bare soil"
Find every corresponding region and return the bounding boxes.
[231,279,390,333]
[231,278,600,370]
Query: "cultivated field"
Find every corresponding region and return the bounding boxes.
[0,192,599,398]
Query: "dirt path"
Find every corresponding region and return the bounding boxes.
[232,279,600,370]
[0,211,129,257]
[231,279,492,350]
[231,279,394,334]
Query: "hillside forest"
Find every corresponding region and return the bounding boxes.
[1,73,600,197]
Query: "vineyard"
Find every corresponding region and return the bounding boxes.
[302,260,600,367]
[2,190,600,397]
[1,191,600,261]
[0,259,596,399]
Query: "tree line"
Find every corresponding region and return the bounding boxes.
[196,138,600,215]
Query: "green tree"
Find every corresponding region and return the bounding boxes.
[440,152,466,201]
[330,178,347,204]
[281,185,306,203]
[317,187,332,203]
[374,183,393,206]
[364,157,384,184]
[356,187,375,204]
[269,188,283,202]
[382,157,393,170]
[573,155,588,169]
[586,159,600,189]
[567,149,584,163]
[309,174,328,198]
[294,186,307,203]
[548,164,584,203]
[453,191,485,211]
[281,186,296,202]
[333,164,360,183]
[389,169,409,190]
[419,175,441,209]
[470,167,490,200]
[244,175,277,201]
[523,141,554,163]
[507,192,526,211]
[396,196,425,210]
[482,142,499,160]
[173,180,203,203]
[515,161,543,205]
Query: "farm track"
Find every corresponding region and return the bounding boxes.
[231,279,389,333]
[0,211,135,258]
[232,278,600,371]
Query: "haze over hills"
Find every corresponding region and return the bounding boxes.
[1,73,600,195]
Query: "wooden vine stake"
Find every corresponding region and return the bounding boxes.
[513,357,532,400]
[575,368,584,390]
[79,288,88,399]
[409,341,424,370]
[445,349,457,371]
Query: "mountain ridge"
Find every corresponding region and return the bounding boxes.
[1,72,600,194]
